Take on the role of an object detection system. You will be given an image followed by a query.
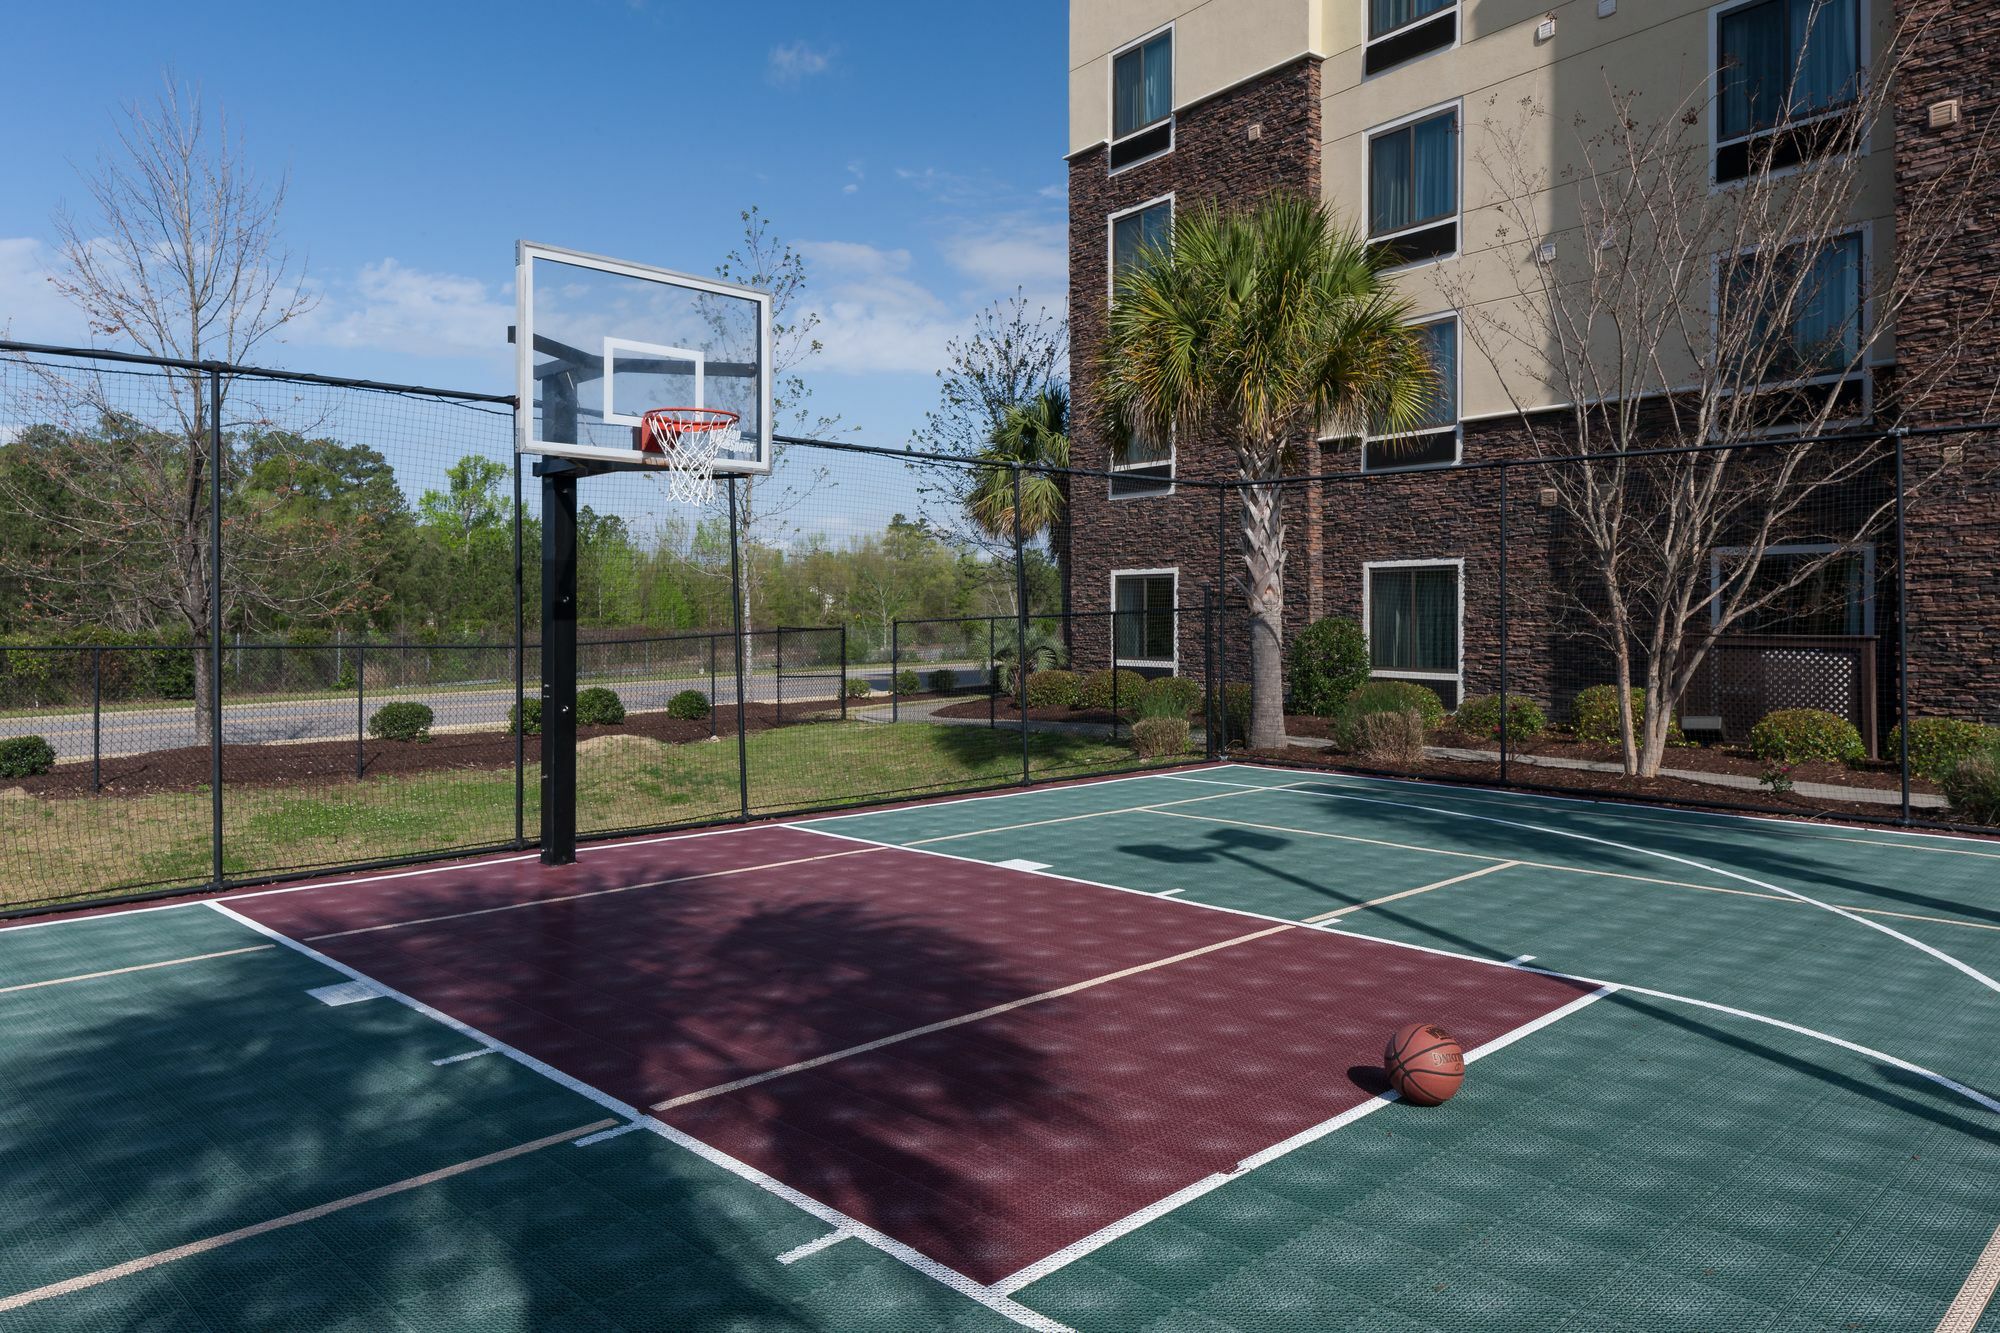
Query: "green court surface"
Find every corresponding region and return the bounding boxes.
[2,763,1995,1330]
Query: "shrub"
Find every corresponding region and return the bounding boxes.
[1571,685,1683,748]
[893,669,922,696]
[1343,680,1447,730]
[1222,683,1253,745]
[1077,668,1148,711]
[509,699,542,735]
[1026,669,1079,709]
[845,678,873,699]
[927,668,958,694]
[666,689,710,721]
[0,735,56,778]
[1748,708,1865,766]
[1288,616,1370,717]
[1942,744,2000,824]
[1131,716,1191,759]
[1888,717,2000,783]
[368,701,433,743]
[576,687,626,726]
[1453,693,1547,742]
[1140,675,1202,718]
[1348,709,1428,763]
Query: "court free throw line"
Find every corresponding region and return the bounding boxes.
[1303,861,1522,923]
[0,945,275,995]
[652,923,1297,1111]
[1937,1220,2000,1333]
[0,1118,620,1313]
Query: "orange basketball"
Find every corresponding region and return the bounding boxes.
[1384,1022,1465,1106]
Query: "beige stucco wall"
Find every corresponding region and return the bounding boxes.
[1069,0,1324,156]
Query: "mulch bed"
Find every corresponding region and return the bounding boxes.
[5,703,829,801]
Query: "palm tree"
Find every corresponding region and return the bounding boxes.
[967,388,1070,566]
[1099,193,1434,750]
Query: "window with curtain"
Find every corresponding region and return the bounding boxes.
[1371,0,1455,38]
[1368,565,1460,677]
[1110,30,1174,170]
[1721,232,1864,382]
[1367,0,1457,72]
[1368,108,1458,263]
[1110,418,1174,498]
[1364,317,1459,470]
[1110,200,1172,288]
[1113,573,1177,664]
[1715,0,1860,181]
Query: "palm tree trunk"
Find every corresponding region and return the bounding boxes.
[1239,481,1288,750]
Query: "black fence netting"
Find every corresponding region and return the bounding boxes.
[4,338,1997,914]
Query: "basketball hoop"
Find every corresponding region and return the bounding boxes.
[635,406,738,505]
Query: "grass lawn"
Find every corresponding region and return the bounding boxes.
[0,721,1162,910]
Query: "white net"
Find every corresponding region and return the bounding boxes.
[641,410,737,507]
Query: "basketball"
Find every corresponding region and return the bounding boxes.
[1383,1022,1465,1106]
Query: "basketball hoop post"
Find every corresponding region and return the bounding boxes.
[539,461,580,865]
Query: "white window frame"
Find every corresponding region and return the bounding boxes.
[1110,567,1179,671]
[1362,311,1462,472]
[1707,0,1870,190]
[1364,100,1463,270]
[1107,22,1175,176]
[1707,222,1875,427]
[1361,557,1465,696]
[1707,541,1876,635]
[1109,426,1176,499]
[1107,192,1174,303]
[1363,0,1461,75]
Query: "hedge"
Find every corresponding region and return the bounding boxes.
[893,669,922,696]
[368,701,433,742]
[927,668,958,694]
[1336,680,1446,750]
[1287,616,1370,717]
[1888,717,2000,784]
[1140,675,1202,718]
[1453,693,1547,741]
[1572,685,1683,747]
[576,687,626,727]
[1131,717,1190,759]
[1942,745,2000,824]
[1077,668,1148,711]
[666,689,710,721]
[1748,708,1865,766]
[0,735,56,778]
[509,699,542,735]
[1026,670,1079,709]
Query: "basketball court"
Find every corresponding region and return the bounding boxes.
[3,763,1996,1330]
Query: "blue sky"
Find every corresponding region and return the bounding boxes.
[0,0,1070,464]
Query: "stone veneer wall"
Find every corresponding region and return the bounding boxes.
[1894,0,2000,723]
[1066,57,1323,682]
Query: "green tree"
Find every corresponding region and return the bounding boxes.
[966,388,1071,612]
[1098,193,1433,749]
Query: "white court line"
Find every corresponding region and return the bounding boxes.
[1302,861,1522,923]
[798,765,1231,828]
[204,902,1071,1331]
[0,1117,619,1314]
[0,945,274,995]
[571,1122,646,1148]
[1158,773,2000,998]
[776,1229,853,1265]
[432,1048,498,1067]
[1506,955,1537,966]
[1157,888,1185,897]
[1938,1221,2000,1333]
[992,984,1617,1294]
[652,924,1296,1111]
[793,825,2000,1115]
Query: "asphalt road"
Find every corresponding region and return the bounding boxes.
[4,663,989,762]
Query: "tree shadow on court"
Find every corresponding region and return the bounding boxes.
[5,895,1079,1330]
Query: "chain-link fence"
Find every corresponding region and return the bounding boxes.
[4,339,1996,914]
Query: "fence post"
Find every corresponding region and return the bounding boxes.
[839,626,848,721]
[355,642,366,780]
[208,366,225,892]
[1111,634,1121,743]
[1497,467,1511,787]
[91,648,102,793]
[988,617,997,730]
[512,446,525,850]
[1215,484,1229,750]
[1015,465,1030,785]
[1204,585,1218,761]
[707,635,719,738]
[775,627,785,724]
[1894,428,1911,825]
[891,620,900,723]
[727,475,750,821]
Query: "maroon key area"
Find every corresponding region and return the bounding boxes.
[233,826,1595,1286]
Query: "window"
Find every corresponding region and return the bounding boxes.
[1366,0,1457,74]
[1110,423,1174,498]
[1110,27,1173,172]
[1109,196,1172,294]
[1711,544,1874,635]
[1113,570,1177,668]
[1718,230,1866,397]
[1368,106,1459,266]
[1364,316,1459,471]
[1714,0,1863,184]
[1365,561,1461,705]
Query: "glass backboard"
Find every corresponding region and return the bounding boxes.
[515,241,772,473]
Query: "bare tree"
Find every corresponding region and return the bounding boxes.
[2,79,356,734]
[1443,0,1997,776]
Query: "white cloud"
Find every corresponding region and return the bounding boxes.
[794,240,964,375]
[942,219,1067,294]
[767,40,833,84]
[0,237,91,344]
[296,259,512,359]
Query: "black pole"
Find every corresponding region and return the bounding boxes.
[988,618,997,730]
[1894,429,1911,825]
[512,447,525,849]
[208,368,225,892]
[1111,635,1121,742]
[539,464,579,865]
[1014,465,1029,785]
[1216,485,1229,748]
[355,642,366,781]
[891,620,900,722]
[1497,467,1511,787]
[708,635,719,738]
[775,627,785,724]
[1204,585,1218,760]
[91,648,101,793]
[839,626,848,721]
[727,475,750,820]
